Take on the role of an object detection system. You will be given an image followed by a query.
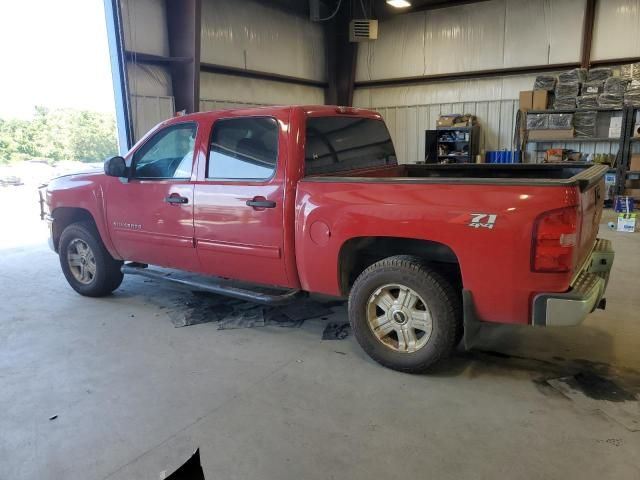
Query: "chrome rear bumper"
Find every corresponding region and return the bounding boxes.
[532,238,614,327]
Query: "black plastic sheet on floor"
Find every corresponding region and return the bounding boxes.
[158,291,344,331]
[322,322,351,340]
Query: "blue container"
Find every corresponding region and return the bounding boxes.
[614,196,635,213]
[486,150,522,164]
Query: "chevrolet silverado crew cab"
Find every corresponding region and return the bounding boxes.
[41,105,614,372]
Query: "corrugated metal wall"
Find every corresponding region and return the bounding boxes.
[121,0,326,139]
[355,0,586,82]
[353,0,640,164]
[368,100,621,165]
[373,100,519,164]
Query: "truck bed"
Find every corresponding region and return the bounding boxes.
[307,163,608,192]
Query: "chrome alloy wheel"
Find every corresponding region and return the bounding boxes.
[67,239,97,285]
[366,284,433,353]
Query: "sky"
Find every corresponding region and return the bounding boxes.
[0,0,116,119]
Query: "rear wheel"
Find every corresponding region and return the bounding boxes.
[348,256,461,373]
[59,222,123,297]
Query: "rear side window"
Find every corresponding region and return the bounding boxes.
[207,117,279,180]
[304,116,396,175]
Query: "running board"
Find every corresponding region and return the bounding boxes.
[121,264,306,305]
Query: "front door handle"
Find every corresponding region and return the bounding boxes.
[246,197,276,209]
[165,194,189,205]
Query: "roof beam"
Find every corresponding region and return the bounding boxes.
[355,63,582,89]
[200,62,328,89]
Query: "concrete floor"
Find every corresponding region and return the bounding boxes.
[1,186,639,479]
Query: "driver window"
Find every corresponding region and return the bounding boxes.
[133,123,197,179]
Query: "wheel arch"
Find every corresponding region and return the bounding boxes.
[51,207,98,253]
[338,236,462,296]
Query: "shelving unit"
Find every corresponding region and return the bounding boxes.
[520,106,640,198]
[435,125,479,164]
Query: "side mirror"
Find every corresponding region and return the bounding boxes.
[104,156,128,177]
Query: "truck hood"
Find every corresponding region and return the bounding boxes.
[46,171,105,191]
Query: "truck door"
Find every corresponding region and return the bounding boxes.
[105,122,200,271]
[193,115,290,287]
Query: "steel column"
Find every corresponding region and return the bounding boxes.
[581,0,596,69]
[165,0,202,113]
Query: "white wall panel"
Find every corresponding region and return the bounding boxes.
[127,63,173,97]
[353,75,537,107]
[353,75,542,163]
[504,0,584,66]
[131,95,175,140]
[121,0,169,56]
[425,0,505,74]
[200,73,325,107]
[356,0,584,81]
[356,14,427,80]
[545,0,586,63]
[200,0,326,81]
[592,0,640,60]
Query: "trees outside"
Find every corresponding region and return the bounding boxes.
[0,106,118,164]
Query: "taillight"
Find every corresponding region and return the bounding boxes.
[531,206,580,273]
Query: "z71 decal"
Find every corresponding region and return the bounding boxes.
[469,213,497,229]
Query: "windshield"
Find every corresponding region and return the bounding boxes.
[304,116,396,175]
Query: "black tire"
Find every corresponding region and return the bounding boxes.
[59,221,123,297]
[348,255,461,373]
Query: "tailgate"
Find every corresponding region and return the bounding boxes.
[575,168,606,270]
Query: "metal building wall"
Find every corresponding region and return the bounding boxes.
[592,0,640,60]
[355,0,586,82]
[118,0,175,143]
[115,0,327,145]
[199,0,326,107]
[352,0,636,164]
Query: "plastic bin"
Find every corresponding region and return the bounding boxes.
[485,151,522,164]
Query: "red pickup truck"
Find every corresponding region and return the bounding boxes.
[41,105,614,372]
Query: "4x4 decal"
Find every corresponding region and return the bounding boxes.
[469,213,497,229]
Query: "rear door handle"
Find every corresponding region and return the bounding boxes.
[165,194,189,204]
[246,197,276,209]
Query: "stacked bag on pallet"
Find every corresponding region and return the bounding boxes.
[573,111,597,138]
[533,75,556,91]
[553,69,585,109]
[548,113,573,129]
[578,80,603,108]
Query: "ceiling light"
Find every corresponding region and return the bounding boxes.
[386,0,412,8]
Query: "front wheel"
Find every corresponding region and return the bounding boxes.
[59,222,123,297]
[348,256,461,373]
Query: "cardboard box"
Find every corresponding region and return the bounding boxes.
[520,91,533,111]
[545,148,565,162]
[528,129,574,141]
[626,179,640,189]
[437,115,460,127]
[630,154,640,171]
[617,213,637,233]
[532,90,549,110]
[624,188,640,198]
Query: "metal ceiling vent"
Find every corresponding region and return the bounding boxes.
[349,19,378,42]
